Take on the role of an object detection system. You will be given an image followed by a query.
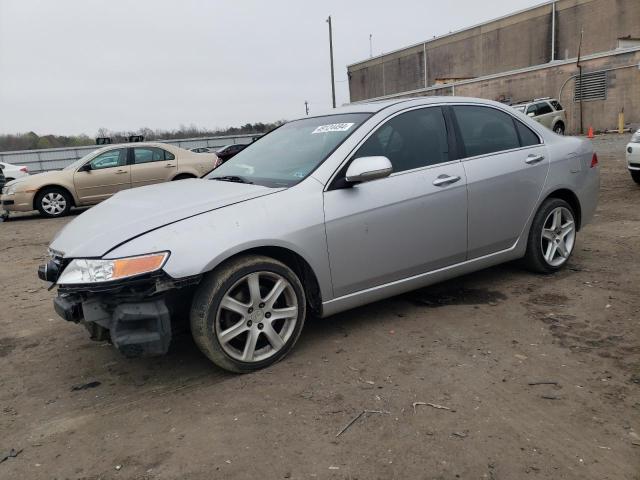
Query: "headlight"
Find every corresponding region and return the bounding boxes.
[57,252,169,285]
[3,184,17,195]
[631,131,640,143]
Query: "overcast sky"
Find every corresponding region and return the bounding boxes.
[0,0,545,136]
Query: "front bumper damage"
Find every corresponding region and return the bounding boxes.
[51,272,200,357]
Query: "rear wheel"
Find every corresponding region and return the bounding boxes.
[190,255,306,373]
[523,198,576,273]
[553,122,565,135]
[35,187,72,218]
[630,170,640,184]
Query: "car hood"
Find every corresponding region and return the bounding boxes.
[50,179,283,258]
[5,170,65,188]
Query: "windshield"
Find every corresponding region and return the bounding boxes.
[206,113,371,187]
[63,149,99,171]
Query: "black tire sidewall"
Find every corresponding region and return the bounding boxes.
[192,256,306,372]
[630,171,640,184]
[524,198,575,273]
[35,188,72,218]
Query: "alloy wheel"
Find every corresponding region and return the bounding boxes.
[41,192,67,216]
[215,271,299,363]
[540,206,575,267]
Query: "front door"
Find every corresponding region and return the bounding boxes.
[73,148,131,204]
[130,147,177,187]
[451,105,549,258]
[323,106,468,298]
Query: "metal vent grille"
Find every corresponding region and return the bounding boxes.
[574,71,607,102]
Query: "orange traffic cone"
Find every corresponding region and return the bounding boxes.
[587,126,594,139]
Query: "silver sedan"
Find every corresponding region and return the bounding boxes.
[40,97,600,372]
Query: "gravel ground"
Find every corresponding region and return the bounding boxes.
[1,134,639,479]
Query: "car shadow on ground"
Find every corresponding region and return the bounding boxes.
[1,207,89,223]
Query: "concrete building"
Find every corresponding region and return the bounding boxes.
[347,0,640,133]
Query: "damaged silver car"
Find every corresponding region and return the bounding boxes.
[39,97,600,372]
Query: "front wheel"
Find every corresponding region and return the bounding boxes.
[523,198,577,273]
[190,255,306,373]
[35,187,72,218]
[553,123,565,135]
[630,170,640,185]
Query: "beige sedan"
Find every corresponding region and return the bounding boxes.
[1,142,219,218]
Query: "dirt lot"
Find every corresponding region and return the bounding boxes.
[1,134,639,480]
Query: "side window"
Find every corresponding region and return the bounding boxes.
[515,120,541,147]
[89,149,125,170]
[163,149,175,160]
[354,107,449,173]
[526,104,537,116]
[133,147,165,164]
[550,100,563,111]
[537,102,553,115]
[453,106,521,157]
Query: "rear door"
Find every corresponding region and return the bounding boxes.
[130,147,177,187]
[451,105,548,258]
[73,148,131,204]
[533,101,555,128]
[323,106,468,297]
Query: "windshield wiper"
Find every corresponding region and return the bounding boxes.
[210,175,253,184]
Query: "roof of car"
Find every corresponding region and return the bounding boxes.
[298,96,519,121]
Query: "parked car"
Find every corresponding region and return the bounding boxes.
[39,97,599,372]
[512,98,566,135]
[0,165,5,192]
[626,129,640,184]
[1,142,218,218]
[216,144,248,162]
[0,161,29,182]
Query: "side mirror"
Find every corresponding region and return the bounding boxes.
[78,163,92,172]
[345,156,393,183]
[527,112,536,117]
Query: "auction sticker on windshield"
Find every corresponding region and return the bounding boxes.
[312,123,355,134]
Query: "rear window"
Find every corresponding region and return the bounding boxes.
[453,105,520,157]
[550,100,564,111]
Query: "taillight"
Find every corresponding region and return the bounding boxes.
[590,153,598,168]
[20,166,28,172]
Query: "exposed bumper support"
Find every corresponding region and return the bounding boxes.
[54,293,174,357]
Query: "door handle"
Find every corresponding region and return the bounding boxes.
[115,169,127,174]
[432,175,461,186]
[525,154,545,164]
[165,164,176,168]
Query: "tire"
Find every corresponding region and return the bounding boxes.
[190,255,306,373]
[630,170,640,185]
[35,187,72,218]
[553,123,565,135]
[172,174,195,181]
[523,198,577,274]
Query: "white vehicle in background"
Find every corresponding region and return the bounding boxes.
[627,129,640,184]
[0,161,29,182]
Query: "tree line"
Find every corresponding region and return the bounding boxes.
[0,122,284,152]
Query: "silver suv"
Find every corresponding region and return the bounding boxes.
[513,98,566,135]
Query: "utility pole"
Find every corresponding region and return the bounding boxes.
[304,101,309,116]
[326,15,336,108]
[577,27,584,134]
[369,34,373,58]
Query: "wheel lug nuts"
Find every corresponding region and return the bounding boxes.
[257,323,264,330]
[265,312,271,318]
[248,307,253,313]
[259,302,265,308]
[247,320,253,327]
